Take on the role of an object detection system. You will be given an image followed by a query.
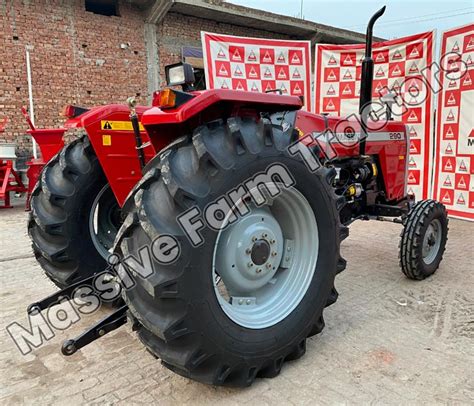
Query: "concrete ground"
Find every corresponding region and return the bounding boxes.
[0,198,473,405]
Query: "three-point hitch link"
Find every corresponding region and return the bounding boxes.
[61,305,127,356]
[27,273,128,356]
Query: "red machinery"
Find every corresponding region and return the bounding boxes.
[0,118,28,209]
[21,107,65,210]
[0,160,27,209]
[26,6,449,387]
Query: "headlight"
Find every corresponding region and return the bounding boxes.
[165,63,195,87]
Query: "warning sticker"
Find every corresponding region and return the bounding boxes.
[101,121,144,131]
[102,134,112,146]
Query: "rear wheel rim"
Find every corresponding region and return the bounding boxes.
[212,185,318,329]
[422,218,442,265]
[89,184,121,260]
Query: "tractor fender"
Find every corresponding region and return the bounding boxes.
[141,89,303,126]
[66,104,156,207]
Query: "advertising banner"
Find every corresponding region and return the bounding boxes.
[202,32,312,111]
[315,32,435,200]
[433,24,474,220]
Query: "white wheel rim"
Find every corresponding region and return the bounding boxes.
[89,184,121,260]
[422,218,442,265]
[212,185,318,329]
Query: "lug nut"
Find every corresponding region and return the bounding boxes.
[256,268,262,273]
[245,248,251,255]
[262,233,268,238]
[248,262,253,268]
[266,263,272,269]
[270,239,275,244]
[287,246,291,252]
[246,299,251,305]
[271,252,277,257]
[238,299,244,305]
[252,236,257,242]
[286,257,290,261]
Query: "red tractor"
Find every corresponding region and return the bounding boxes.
[28,7,448,386]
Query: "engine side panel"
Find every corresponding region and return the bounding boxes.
[295,111,408,201]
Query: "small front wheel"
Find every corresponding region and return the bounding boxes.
[399,200,449,280]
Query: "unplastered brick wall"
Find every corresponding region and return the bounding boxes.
[0,0,148,156]
[157,12,291,87]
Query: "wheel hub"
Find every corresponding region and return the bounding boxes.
[422,219,442,264]
[215,208,283,294]
[251,239,271,265]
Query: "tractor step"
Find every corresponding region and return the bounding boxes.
[61,305,128,356]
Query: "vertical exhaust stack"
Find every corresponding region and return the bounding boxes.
[359,6,386,155]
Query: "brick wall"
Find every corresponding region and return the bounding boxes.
[157,12,290,87]
[0,1,293,157]
[0,0,148,155]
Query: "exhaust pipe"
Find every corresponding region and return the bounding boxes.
[359,5,386,155]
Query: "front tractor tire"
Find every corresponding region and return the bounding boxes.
[29,137,121,288]
[116,116,347,386]
[399,199,449,280]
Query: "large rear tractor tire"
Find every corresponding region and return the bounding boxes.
[115,116,347,386]
[399,199,448,280]
[28,137,121,288]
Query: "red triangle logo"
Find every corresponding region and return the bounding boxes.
[445,126,455,138]
[444,158,453,171]
[409,62,419,74]
[277,67,287,80]
[233,49,242,61]
[467,36,474,51]
[326,99,336,110]
[443,175,452,187]
[442,191,452,204]
[342,84,352,95]
[291,53,301,64]
[457,176,467,189]
[293,83,302,95]
[463,72,472,86]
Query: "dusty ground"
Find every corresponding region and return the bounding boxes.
[0,198,473,405]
